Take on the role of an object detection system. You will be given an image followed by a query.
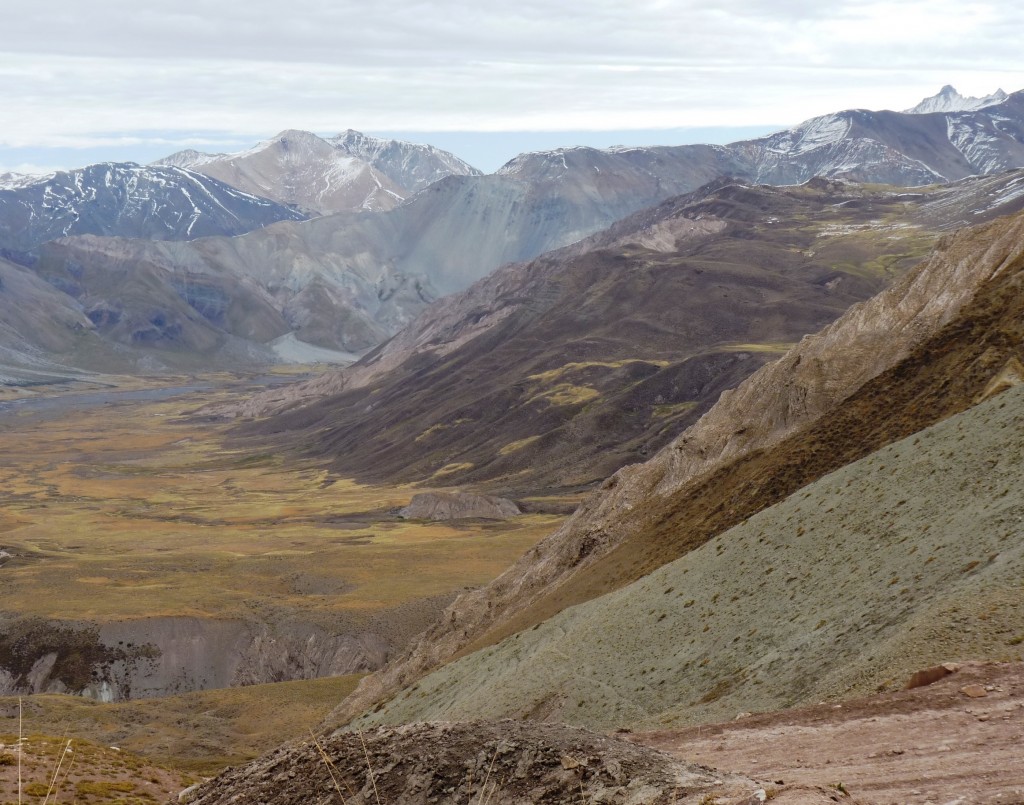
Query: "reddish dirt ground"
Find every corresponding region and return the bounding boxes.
[630,661,1024,805]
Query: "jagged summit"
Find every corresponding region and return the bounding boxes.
[155,147,226,169]
[329,128,482,193]
[904,84,1008,114]
[153,129,479,215]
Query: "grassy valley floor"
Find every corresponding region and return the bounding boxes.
[0,371,571,794]
[0,374,563,623]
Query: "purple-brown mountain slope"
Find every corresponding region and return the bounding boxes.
[233,170,1024,497]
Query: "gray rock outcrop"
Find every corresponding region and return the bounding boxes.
[398,492,520,520]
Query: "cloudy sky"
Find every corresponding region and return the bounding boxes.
[1,0,1021,173]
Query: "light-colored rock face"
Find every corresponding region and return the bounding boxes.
[157,129,481,217]
[178,130,407,215]
[328,210,1024,726]
[354,381,1024,731]
[330,129,482,193]
[904,85,1009,115]
[0,593,455,701]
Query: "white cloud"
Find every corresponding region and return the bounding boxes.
[0,0,1020,152]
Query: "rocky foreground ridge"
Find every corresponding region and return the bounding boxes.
[185,720,826,805]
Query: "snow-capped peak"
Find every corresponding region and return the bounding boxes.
[0,170,55,190]
[152,148,226,170]
[904,85,1008,115]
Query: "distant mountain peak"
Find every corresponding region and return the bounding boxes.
[904,85,1008,114]
[152,129,479,215]
[152,148,227,170]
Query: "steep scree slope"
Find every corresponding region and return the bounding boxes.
[351,380,1024,731]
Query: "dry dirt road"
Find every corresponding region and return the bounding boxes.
[631,661,1024,805]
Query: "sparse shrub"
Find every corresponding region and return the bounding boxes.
[76,779,137,797]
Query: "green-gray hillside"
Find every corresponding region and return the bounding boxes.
[353,382,1024,731]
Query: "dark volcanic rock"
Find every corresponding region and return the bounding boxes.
[398,492,521,521]
[185,720,765,805]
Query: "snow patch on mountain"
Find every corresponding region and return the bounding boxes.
[946,115,1016,175]
[331,129,481,192]
[0,163,306,253]
[762,113,852,155]
[905,85,1008,114]
[154,149,227,170]
[269,333,361,365]
[0,171,55,191]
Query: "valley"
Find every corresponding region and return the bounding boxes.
[0,374,565,699]
[3,76,1024,804]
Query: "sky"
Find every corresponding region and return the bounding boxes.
[1,0,1022,174]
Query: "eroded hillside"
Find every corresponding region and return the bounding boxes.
[350,369,1024,731]
[331,206,1024,725]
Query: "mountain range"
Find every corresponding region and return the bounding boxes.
[5,88,1022,379]
[230,168,1024,495]
[0,162,307,262]
[155,129,482,215]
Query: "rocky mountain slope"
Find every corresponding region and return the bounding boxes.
[232,179,925,491]
[157,129,481,215]
[351,379,1024,730]
[329,205,1024,725]
[0,256,110,384]
[28,234,295,366]
[732,88,1024,185]
[16,90,1023,375]
[0,163,305,261]
[233,169,1024,497]
[332,128,484,195]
